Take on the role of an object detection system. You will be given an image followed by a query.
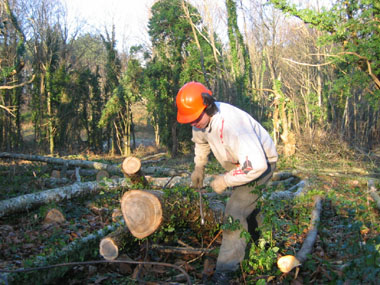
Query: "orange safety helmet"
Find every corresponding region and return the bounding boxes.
[176,82,212,124]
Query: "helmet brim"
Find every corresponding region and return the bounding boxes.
[177,105,206,124]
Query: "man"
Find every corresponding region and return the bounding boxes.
[176,81,278,284]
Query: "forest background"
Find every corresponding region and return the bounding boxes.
[1,0,380,158]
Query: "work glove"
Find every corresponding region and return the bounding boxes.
[191,166,204,188]
[211,175,228,194]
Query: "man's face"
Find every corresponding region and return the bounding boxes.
[190,111,210,129]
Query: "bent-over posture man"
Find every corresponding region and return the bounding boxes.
[176,81,278,284]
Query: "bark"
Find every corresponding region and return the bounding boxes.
[296,196,323,262]
[0,179,131,218]
[277,196,323,273]
[0,152,121,173]
[368,179,380,210]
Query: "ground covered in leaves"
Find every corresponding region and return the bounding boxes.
[0,135,380,284]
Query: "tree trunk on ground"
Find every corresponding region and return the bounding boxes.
[277,196,323,273]
[0,152,121,173]
[0,179,131,218]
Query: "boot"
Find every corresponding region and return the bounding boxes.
[211,270,233,285]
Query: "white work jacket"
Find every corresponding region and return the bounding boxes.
[192,102,278,187]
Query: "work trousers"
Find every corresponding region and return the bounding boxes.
[215,162,276,272]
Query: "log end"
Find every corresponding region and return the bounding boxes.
[122,156,141,176]
[44,208,66,224]
[99,237,119,260]
[96,170,110,181]
[277,255,301,273]
[121,190,162,239]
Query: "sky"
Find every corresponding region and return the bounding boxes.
[61,0,156,51]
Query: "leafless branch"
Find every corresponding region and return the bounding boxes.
[282,57,335,67]
[0,74,35,90]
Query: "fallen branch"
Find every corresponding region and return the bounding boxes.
[368,179,380,210]
[277,196,323,273]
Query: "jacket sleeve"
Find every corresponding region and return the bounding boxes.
[223,132,269,187]
[192,129,211,168]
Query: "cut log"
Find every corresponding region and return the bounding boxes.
[121,156,148,186]
[277,195,323,273]
[99,226,130,260]
[120,190,163,239]
[0,152,121,173]
[44,208,66,224]
[368,179,380,210]
[96,170,110,181]
[0,178,131,218]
